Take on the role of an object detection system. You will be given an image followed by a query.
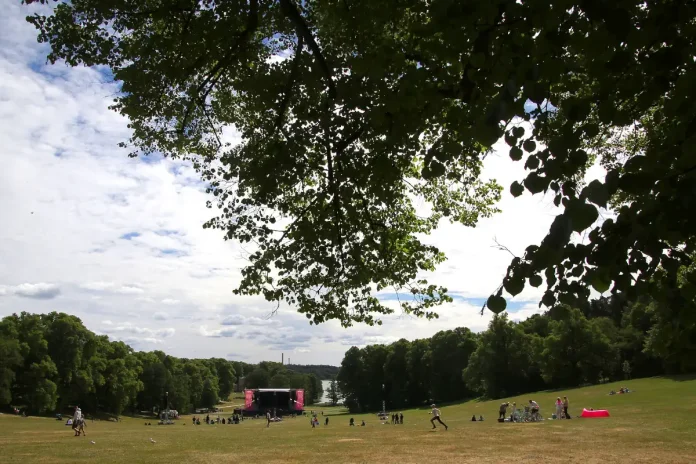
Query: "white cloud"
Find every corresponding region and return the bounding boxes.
[0,283,61,300]
[199,325,238,338]
[102,322,175,341]
[161,298,179,305]
[153,311,169,320]
[102,320,113,325]
[117,286,145,295]
[80,281,116,291]
[221,314,281,327]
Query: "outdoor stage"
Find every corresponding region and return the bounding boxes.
[242,388,305,417]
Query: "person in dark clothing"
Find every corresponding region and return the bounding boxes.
[349,418,355,426]
[325,417,329,426]
[499,402,509,420]
[206,414,210,424]
[399,413,403,424]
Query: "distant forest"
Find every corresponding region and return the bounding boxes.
[0,312,324,416]
[337,292,696,413]
[286,364,339,380]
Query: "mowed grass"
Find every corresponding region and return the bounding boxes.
[2,376,696,464]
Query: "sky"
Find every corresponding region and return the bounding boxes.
[0,0,605,366]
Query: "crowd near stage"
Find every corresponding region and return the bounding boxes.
[242,388,305,417]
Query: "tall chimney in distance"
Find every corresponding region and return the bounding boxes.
[282,353,284,365]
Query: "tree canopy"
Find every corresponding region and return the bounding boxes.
[24,0,696,325]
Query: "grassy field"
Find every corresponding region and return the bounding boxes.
[1,376,695,463]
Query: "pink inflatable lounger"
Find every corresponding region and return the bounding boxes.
[580,408,610,418]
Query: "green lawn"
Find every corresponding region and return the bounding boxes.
[2,376,695,463]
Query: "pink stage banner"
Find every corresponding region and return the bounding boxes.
[244,390,253,409]
[295,389,304,410]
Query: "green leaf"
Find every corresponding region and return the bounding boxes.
[523,173,549,194]
[522,140,537,153]
[541,291,556,307]
[529,275,542,287]
[590,272,611,293]
[486,295,507,314]
[566,200,598,233]
[582,180,608,208]
[510,181,524,197]
[524,155,540,170]
[503,275,525,297]
[509,146,523,161]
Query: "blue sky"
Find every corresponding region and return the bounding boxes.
[0,0,606,365]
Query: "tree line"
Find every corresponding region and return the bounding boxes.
[337,293,695,412]
[285,364,339,380]
[0,312,322,415]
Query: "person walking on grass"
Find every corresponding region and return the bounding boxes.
[72,406,82,436]
[563,396,570,419]
[266,410,271,428]
[429,404,448,430]
[76,418,86,436]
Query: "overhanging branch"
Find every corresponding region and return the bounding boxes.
[274,32,305,130]
[279,0,337,99]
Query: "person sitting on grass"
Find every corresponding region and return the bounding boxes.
[361,420,366,426]
[529,400,540,419]
[479,415,484,421]
[349,418,355,426]
[430,404,448,430]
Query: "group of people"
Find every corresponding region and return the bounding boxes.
[390,413,404,424]
[609,386,631,395]
[497,397,570,422]
[554,397,571,419]
[348,418,366,426]
[190,414,242,425]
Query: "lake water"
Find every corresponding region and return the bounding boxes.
[319,380,332,404]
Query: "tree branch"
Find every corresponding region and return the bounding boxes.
[178,0,259,134]
[492,237,517,258]
[279,0,337,99]
[274,33,305,130]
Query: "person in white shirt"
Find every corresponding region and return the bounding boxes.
[266,411,271,428]
[429,404,448,430]
[72,406,82,436]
